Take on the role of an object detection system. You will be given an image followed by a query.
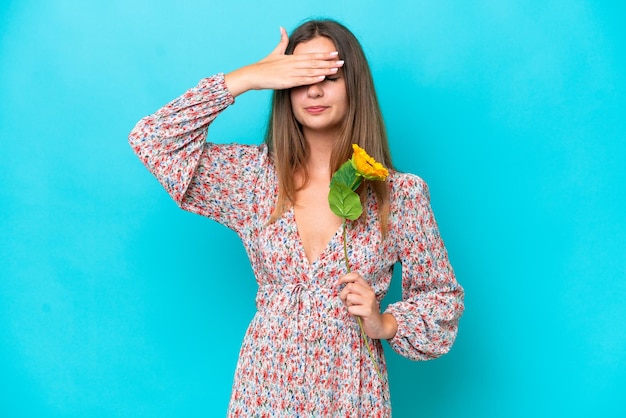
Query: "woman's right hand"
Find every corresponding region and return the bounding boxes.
[224,27,344,97]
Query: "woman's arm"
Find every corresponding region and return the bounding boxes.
[128,27,344,229]
[129,73,235,205]
[384,175,465,361]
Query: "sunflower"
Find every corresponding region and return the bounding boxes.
[350,144,389,181]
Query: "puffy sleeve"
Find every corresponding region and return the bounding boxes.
[384,174,464,360]
[128,73,268,233]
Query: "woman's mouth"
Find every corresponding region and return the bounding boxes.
[305,106,328,115]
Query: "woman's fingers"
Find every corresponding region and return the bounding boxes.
[265,54,342,86]
[337,272,368,288]
[337,273,376,309]
[290,51,341,65]
[244,55,340,91]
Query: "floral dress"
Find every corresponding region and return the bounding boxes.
[129,73,464,417]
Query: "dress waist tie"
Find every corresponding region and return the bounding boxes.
[256,283,343,343]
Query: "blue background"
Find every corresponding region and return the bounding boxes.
[1,1,625,417]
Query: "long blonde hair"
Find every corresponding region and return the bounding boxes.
[264,19,393,233]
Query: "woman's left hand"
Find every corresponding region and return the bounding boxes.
[336,272,398,340]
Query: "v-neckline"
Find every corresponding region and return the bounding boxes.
[289,206,344,268]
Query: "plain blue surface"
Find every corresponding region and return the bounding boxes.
[1,1,625,417]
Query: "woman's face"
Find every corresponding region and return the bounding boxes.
[290,36,348,138]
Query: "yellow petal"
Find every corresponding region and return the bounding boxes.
[351,144,389,181]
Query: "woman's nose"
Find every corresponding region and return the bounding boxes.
[306,82,324,98]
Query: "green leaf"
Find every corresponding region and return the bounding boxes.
[330,161,361,191]
[328,183,363,220]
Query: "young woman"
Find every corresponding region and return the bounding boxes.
[130,19,464,417]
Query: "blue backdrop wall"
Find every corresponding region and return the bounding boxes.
[1,1,624,417]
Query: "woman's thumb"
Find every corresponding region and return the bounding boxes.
[270,26,289,55]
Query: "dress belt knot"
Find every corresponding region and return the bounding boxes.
[291,283,322,342]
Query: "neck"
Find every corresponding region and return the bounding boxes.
[302,129,337,177]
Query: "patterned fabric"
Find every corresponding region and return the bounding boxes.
[129,73,464,417]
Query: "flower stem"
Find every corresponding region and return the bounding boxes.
[342,220,350,273]
[341,221,383,381]
[349,177,362,193]
[357,316,383,381]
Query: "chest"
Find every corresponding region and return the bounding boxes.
[293,183,343,265]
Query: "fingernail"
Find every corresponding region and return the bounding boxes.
[336,60,345,66]
[330,51,339,56]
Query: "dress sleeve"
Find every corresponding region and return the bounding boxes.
[384,175,464,360]
[128,73,267,233]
